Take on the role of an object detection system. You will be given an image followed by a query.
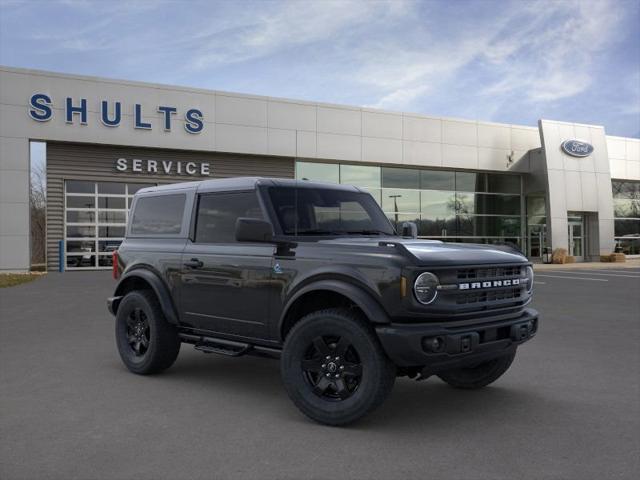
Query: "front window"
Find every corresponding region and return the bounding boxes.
[268,187,395,236]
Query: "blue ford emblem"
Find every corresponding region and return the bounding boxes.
[561,139,594,157]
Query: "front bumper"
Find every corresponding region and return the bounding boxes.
[376,308,538,370]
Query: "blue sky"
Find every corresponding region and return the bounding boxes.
[1,0,639,137]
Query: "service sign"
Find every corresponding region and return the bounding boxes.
[115,158,210,176]
[561,139,594,157]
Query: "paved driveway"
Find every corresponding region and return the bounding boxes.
[1,269,639,480]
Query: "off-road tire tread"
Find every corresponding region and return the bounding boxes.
[281,308,396,426]
[116,290,180,375]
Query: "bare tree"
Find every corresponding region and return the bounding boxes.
[30,162,46,269]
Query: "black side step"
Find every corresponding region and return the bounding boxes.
[179,333,281,359]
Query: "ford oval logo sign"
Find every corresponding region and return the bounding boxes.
[561,139,594,157]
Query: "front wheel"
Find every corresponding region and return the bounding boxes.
[437,350,516,389]
[115,290,181,375]
[281,308,396,426]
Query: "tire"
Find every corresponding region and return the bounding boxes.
[437,350,516,389]
[115,290,181,375]
[280,308,396,426]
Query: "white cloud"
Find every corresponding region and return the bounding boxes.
[189,0,410,70]
[355,0,624,111]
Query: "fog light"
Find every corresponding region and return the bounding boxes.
[423,336,445,353]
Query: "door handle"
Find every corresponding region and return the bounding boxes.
[184,258,203,269]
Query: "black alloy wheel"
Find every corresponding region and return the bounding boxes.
[301,335,363,401]
[115,290,180,375]
[281,308,396,426]
[126,307,150,357]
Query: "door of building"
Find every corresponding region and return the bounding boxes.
[567,214,585,261]
[527,224,546,260]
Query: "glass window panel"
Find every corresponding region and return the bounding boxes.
[455,193,475,214]
[130,194,185,235]
[128,183,153,195]
[340,165,381,188]
[612,180,640,199]
[613,199,640,218]
[98,240,122,252]
[66,180,95,194]
[615,237,640,255]
[128,197,134,209]
[195,192,263,243]
[421,190,455,217]
[99,226,125,238]
[66,240,96,253]
[66,210,95,223]
[527,196,546,216]
[528,216,546,226]
[98,182,125,195]
[66,225,95,238]
[296,162,339,184]
[381,189,420,212]
[456,172,486,192]
[382,167,420,189]
[418,216,455,236]
[475,194,521,215]
[487,174,520,194]
[385,213,420,234]
[66,255,95,268]
[614,219,640,236]
[67,196,95,208]
[99,211,126,224]
[268,187,394,236]
[98,197,127,209]
[457,215,521,237]
[98,255,115,267]
[420,170,455,191]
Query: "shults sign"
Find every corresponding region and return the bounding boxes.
[28,93,204,134]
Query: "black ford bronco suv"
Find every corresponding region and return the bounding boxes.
[108,177,538,425]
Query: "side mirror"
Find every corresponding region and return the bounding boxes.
[401,221,418,239]
[235,218,273,243]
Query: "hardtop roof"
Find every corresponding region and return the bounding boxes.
[135,177,361,195]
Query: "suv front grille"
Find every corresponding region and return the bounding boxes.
[457,266,522,280]
[456,287,521,305]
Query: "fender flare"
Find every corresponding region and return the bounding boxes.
[113,268,179,325]
[278,279,391,338]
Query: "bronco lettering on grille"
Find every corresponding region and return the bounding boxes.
[459,279,520,290]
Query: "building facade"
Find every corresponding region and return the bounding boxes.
[0,66,638,271]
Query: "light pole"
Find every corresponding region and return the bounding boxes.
[388,194,402,225]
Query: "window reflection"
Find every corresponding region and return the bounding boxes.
[296,162,339,183]
[382,167,420,189]
[296,161,524,244]
[381,189,420,213]
[340,165,381,188]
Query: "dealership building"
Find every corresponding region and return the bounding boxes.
[0,65,639,272]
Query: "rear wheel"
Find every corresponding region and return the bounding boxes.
[281,308,396,426]
[115,290,180,375]
[437,350,516,389]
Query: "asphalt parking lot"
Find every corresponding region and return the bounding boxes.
[1,267,639,480]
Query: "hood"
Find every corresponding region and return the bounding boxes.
[317,237,527,266]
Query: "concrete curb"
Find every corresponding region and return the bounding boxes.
[532,259,640,271]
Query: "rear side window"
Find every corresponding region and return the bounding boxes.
[130,194,186,235]
[195,191,263,243]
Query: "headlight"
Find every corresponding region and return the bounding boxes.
[414,272,439,305]
[525,266,534,293]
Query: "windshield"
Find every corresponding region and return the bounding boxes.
[268,186,396,236]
